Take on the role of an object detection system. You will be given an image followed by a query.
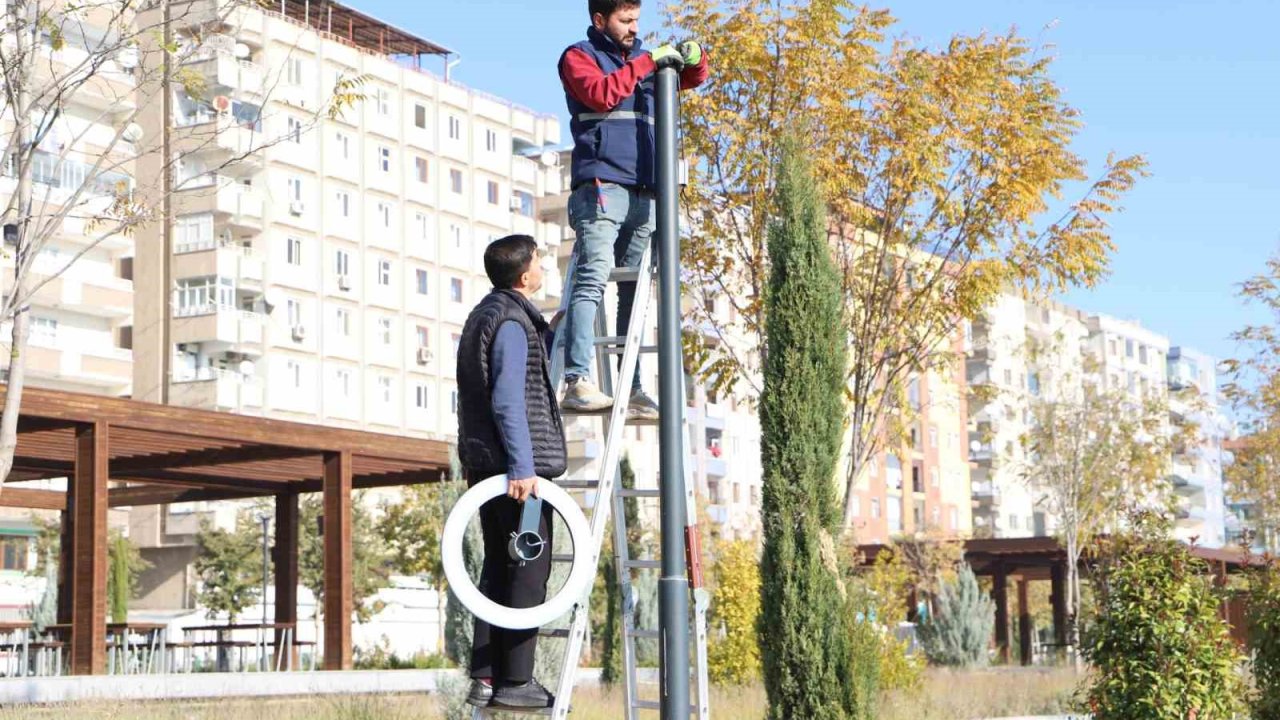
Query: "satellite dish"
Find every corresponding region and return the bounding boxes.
[262,289,282,314]
[238,360,256,376]
[122,123,144,143]
[233,43,251,59]
[969,440,981,453]
[539,150,558,167]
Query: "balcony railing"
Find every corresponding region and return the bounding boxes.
[3,150,133,199]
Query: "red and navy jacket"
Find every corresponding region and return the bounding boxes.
[559,27,709,190]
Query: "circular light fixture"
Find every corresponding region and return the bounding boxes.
[441,475,594,630]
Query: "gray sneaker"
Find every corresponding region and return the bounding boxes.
[492,679,555,709]
[562,377,613,412]
[628,390,660,421]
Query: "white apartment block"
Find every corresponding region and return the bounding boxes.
[966,295,1090,538]
[1167,346,1229,548]
[125,0,568,608]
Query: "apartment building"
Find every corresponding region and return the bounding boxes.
[1167,346,1229,548]
[126,0,567,608]
[0,8,137,596]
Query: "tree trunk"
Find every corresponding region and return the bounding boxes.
[0,1,36,495]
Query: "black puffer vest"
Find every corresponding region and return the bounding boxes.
[456,289,568,479]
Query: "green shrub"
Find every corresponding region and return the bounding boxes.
[916,563,994,667]
[1247,558,1280,718]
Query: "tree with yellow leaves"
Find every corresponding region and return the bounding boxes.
[665,0,1147,531]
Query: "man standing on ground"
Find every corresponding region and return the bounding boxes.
[558,0,710,418]
[457,235,567,710]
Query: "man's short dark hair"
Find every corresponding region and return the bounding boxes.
[589,0,641,19]
[484,234,538,290]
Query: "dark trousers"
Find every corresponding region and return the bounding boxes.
[468,478,554,684]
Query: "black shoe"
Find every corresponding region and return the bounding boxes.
[465,679,494,708]
[492,679,555,709]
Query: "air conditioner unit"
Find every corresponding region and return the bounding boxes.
[289,201,305,216]
[291,325,307,341]
[509,196,523,212]
[337,275,351,291]
[416,347,433,365]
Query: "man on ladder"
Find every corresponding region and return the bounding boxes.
[557,0,709,417]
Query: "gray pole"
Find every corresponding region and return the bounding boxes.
[654,62,690,720]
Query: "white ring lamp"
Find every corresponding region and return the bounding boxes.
[441,475,594,630]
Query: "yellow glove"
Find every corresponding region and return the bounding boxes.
[680,41,703,66]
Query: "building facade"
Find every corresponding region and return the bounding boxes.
[1167,346,1229,548]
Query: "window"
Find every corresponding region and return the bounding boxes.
[850,495,861,518]
[486,181,499,205]
[1028,372,1041,396]
[334,307,350,336]
[30,317,57,346]
[928,425,938,450]
[1125,339,1135,358]
[378,317,392,345]
[286,237,302,266]
[932,506,942,527]
[907,377,920,409]
[450,224,463,248]
[448,115,461,139]
[379,146,391,173]
[1003,368,1013,385]
[286,57,303,85]
[287,360,302,388]
[888,497,903,533]
[415,268,429,295]
[513,190,534,217]
[0,536,29,571]
[174,213,214,250]
[414,103,427,129]
[414,384,429,409]
[376,201,392,228]
[286,299,301,327]
[950,508,959,530]
[378,375,392,403]
[911,463,923,493]
[485,129,497,152]
[378,259,392,286]
[335,249,350,276]
[377,88,390,116]
[287,176,302,202]
[450,277,463,303]
[1139,345,1149,365]
[336,368,351,397]
[174,276,234,315]
[452,333,462,358]
[450,169,463,194]
[416,325,430,348]
[414,212,429,241]
[335,131,350,160]
[870,498,881,519]
[415,156,428,183]
[335,190,350,218]
[1010,514,1021,531]
[930,467,940,488]
[287,116,302,144]
[1109,338,1118,356]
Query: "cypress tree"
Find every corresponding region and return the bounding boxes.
[759,136,854,719]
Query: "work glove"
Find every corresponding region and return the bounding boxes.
[680,41,703,66]
[648,44,684,69]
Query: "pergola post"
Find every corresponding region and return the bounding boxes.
[322,451,352,670]
[70,421,108,675]
[1017,577,1032,666]
[275,488,299,665]
[993,564,1010,664]
[1050,561,1068,648]
[57,506,72,624]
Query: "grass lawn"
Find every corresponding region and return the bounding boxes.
[0,668,1081,720]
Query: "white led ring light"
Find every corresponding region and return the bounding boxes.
[441,475,593,630]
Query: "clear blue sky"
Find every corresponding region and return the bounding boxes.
[361,0,1278,363]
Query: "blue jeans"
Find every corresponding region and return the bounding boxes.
[563,182,654,394]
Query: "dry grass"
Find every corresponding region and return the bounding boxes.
[0,668,1080,720]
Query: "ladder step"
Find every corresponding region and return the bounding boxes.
[593,335,628,346]
[537,627,572,639]
[624,559,661,570]
[601,344,658,355]
[633,700,699,714]
[551,554,575,564]
[609,267,641,283]
[560,407,660,426]
[627,629,660,640]
[477,708,554,716]
[554,480,599,490]
[619,488,659,499]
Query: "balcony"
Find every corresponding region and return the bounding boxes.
[175,177,263,231]
[173,112,262,163]
[186,52,265,100]
[972,481,1002,507]
[175,0,266,38]
[512,156,538,188]
[171,306,265,354]
[19,342,131,390]
[170,367,264,412]
[27,270,132,319]
[969,443,1001,467]
[172,242,263,286]
[567,439,601,461]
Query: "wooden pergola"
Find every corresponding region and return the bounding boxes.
[859,536,1259,665]
[0,386,450,675]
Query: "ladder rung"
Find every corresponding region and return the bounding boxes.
[619,488,659,499]
[624,559,660,570]
[478,708,554,716]
[633,700,699,714]
[537,627,572,639]
[601,344,658,355]
[551,554,575,564]
[609,267,641,283]
[627,629,660,640]
[555,480,599,490]
[593,335,628,346]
